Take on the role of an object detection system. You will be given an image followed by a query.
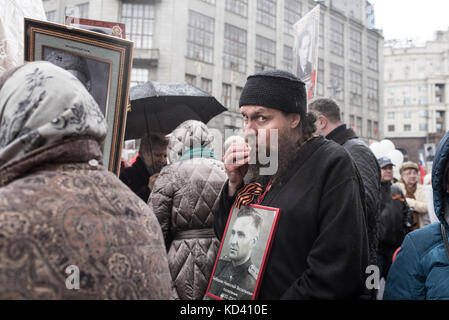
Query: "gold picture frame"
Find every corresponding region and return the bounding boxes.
[25,18,133,175]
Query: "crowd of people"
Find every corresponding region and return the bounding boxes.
[0,59,446,300]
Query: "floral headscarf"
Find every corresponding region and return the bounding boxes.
[0,61,107,166]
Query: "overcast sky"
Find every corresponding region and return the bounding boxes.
[369,0,449,43]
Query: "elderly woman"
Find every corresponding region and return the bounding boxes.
[384,130,449,299]
[397,161,430,229]
[0,61,172,299]
[148,120,226,300]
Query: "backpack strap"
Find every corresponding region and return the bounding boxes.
[440,223,449,260]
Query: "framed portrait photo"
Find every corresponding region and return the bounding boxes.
[24,18,133,175]
[206,204,281,300]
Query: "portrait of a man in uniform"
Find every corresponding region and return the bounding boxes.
[43,47,110,116]
[208,206,261,300]
[296,27,313,79]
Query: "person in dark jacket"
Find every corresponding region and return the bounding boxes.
[383,130,449,299]
[309,98,381,298]
[377,157,413,282]
[213,70,369,300]
[119,132,168,202]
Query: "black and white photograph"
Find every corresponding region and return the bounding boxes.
[296,25,313,79]
[25,18,133,175]
[206,204,281,300]
[294,5,320,98]
[43,46,111,116]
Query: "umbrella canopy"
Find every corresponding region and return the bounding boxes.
[124,81,227,140]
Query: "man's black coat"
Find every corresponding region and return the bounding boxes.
[213,136,369,299]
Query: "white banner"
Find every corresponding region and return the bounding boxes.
[293,4,320,99]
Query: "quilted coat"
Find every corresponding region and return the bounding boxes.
[148,120,227,300]
[383,129,449,299]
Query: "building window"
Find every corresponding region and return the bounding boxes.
[349,28,362,64]
[404,124,412,132]
[201,0,216,4]
[255,35,276,73]
[435,84,445,103]
[226,0,248,17]
[330,18,344,57]
[374,121,379,138]
[349,71,362,107]
[367,120,372,138]
[367,37,378,70]
[130,68,149,87]
[222,83,232,109]
[234,86,243,111]
[329,63,344,101]
[317,58,324,96]
[356,117,362,136]
[283,45,293,73]
[418,97,427,105]
[419,110,428,118]
[223,24,247,73]
[436,111,445,132]
[284,0,301,35]
[419,123,428,131]
[201,78,213,94]
[187,11,215,64]
[121,2,155,49]
[388,125,395,132]
[66,3,89,19]
[387,98,394,105]
[257,0,277,29]
[349,115,355,130]
[46,10,56,22]
[185,74,196,85]
[367,77,378,111]
[387,112,395,119]
[404,111,412,118]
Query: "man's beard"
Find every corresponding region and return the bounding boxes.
[245,128,299,185]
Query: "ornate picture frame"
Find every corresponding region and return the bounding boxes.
[24,18,133,175]
[206,204,281,300]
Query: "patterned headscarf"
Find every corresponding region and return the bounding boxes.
[167,120,214,163]
[0,61,107,166]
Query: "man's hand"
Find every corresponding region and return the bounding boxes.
[148,173,160,191]
[223,142,250,196]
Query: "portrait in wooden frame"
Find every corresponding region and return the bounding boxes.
[206,204,281,300]
[24,18,133,175]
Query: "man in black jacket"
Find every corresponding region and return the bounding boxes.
[309,98,381,299]
[377,157,413,281]
[213,70,369,299]
[119,132,168,202]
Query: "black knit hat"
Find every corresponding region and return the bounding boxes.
[239,70,307,116]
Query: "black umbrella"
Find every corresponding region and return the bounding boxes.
[124,81,227,140]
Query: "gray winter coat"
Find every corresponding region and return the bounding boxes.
[147,120,227,300]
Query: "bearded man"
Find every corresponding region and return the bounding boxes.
[212,70,369,300]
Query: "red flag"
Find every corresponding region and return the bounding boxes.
[419,160,426,184]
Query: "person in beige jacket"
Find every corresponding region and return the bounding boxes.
[148,120,227,300]
[397,161,430,229]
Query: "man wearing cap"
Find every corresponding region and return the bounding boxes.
[213,70,369,299]
[377,157,413,282]
[397,161,430,229]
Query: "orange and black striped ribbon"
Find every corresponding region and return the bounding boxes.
[234,182,264,209]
